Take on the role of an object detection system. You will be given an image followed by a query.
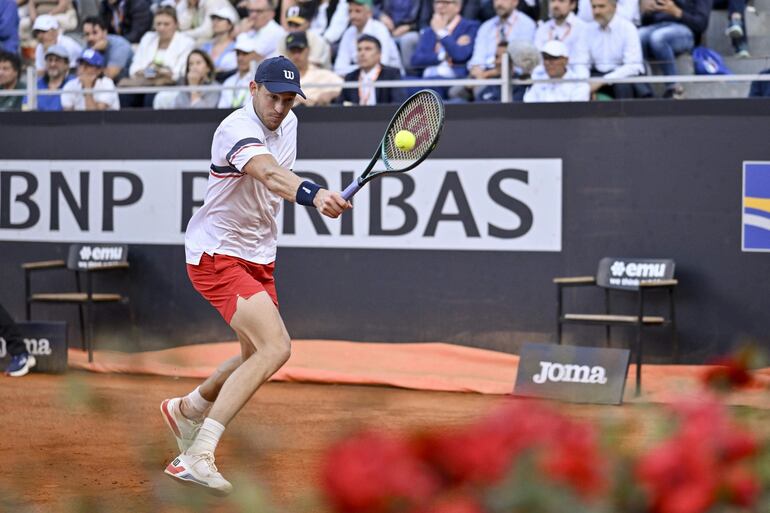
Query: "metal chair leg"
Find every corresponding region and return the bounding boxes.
[556,285,563,344]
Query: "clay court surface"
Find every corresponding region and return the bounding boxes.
[2,357,769,513]
[0,372,686,513]
[0,372,510,512]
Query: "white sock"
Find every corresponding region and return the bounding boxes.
[188,418,225,455]
[181,387,213,421]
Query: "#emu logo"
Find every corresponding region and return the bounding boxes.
[532,361,608,384]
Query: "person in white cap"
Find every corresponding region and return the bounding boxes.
[523,39,590,102]
[32,14,82,75]
[200,7,239,77]
[23,43,72,111]
[217,34,258,108]
[178,0,239,44]
[19,0,77,41]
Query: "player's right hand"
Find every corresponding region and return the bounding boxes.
[314,190,352,218]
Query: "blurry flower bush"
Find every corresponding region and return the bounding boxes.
[321,393,769,513]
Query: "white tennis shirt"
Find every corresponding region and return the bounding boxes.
[185,98,298,265]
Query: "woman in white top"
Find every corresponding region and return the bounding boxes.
[120,6,195,108]
[126,6,195,85]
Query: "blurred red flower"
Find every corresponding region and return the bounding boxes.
[702,357,753,392]
[321,430,440,513]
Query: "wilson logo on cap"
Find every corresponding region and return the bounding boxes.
[283,70,295,80]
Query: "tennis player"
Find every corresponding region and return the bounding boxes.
[161,56,350,495]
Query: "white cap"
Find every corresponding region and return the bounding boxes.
[541,39,568,58]
[33,14,59,32]
[234,34,256,53]
[209,7,238,24]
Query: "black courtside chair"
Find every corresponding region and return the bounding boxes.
[554,257,678,395]
[22,244,130,363]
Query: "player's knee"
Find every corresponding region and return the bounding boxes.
[272,335,291,367]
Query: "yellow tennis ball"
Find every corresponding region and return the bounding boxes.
[394,130,416,152]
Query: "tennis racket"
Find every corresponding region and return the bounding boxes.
[341,89,446,201]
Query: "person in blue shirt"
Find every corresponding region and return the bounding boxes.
[82,16,133,82]
[0,0,19,54]
[23,44,72,111]
[411,0,479,80]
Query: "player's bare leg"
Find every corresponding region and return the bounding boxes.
[206,292,291,424]
[164,292,290,494]
[161,353,242,453]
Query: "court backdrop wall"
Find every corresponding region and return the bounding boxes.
[1,100,769,363]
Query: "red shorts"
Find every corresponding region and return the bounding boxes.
[187,253,278,324]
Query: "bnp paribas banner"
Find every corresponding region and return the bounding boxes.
[0,159,562,252]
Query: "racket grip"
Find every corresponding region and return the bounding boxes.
[341,179,361,201]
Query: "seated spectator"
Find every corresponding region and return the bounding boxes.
[23,43,72,110]
[125,6,195,86]
[200,8,239,80]
[0,0,19,54]
[218,35,258,108]
[639,0,710,98]
[748,69,770,97]
[19,0,77,41]
[460,0,493,22]
[285,30,341,105]
[467,0,536,81]
[378,0,421,73]
[321,0,351,46]
[474,39,539,101]
[334,0,403,76]
[236,0,285,62]
[534,0,589,77]
[33,15,81,76]
[155,49,220,108]
[283,0,351,47]
[178,0,239,44]
[62,48,121,110]
[713,0,749,58]
[338,34,404,105]
[586,0,651,99]
[578,0,639,24]
[465,0,540,21]
[411,0,479,82]
[100,0,153,44]
[82,16,133,82]
[523,39,590,102]
[120,6,194,107]
[278,3,332,69]
[0,50,23,111]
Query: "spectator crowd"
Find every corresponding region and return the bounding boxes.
[0,0,767,110]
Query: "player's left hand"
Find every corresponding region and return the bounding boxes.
[313,189,351,218]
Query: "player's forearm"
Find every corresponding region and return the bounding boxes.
[243,155,303,201]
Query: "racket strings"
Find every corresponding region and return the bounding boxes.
[383,92,444,170]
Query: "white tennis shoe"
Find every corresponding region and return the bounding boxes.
[164,451,233,496]
[160,398,201,452]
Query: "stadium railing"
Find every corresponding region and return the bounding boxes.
[6,61,770,110]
